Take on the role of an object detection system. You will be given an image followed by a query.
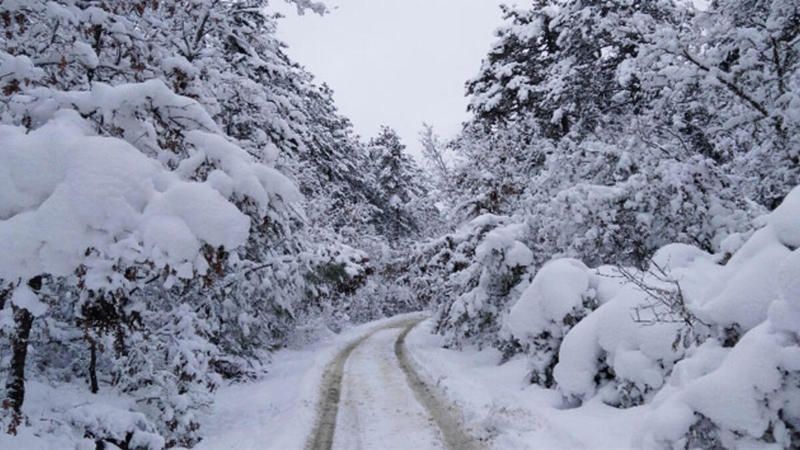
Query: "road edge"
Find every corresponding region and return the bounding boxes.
[395,321,487,450]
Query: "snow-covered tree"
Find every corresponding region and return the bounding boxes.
[418,123,450,187]
[635,0,800,208]
[0,0,394,445]
[466,0,672,137]
[0,111,270,438]
[368,126,429,241]
[423,0,779,350]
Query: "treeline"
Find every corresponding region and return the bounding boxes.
[0,0,434,446]
[405,0,800,447]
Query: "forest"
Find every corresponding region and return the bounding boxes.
[0,0,799,448]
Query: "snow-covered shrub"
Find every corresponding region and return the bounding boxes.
[304,243,375,326]
[637,186,800,448]
[503,259,599,387]
[353,272,417,323]
[531,183,650,268]
[552,244,718,407]
[402,214,521,348]
[112,304,220,448]
[690,225,792,345]
[401,216,497,312]
[66,404,164,450]
[434,218,533,349]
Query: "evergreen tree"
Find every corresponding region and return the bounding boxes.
[0,0,387,444]
[368,126,428,241]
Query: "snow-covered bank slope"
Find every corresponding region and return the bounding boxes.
[411,185,800,449]
[406,320,644,449]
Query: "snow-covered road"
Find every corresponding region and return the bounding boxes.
[198,315,646,449]
[308,319,483,450]
[332,325,445,449]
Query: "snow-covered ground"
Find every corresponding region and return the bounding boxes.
[0,314,425,450]
[0,380,161,450]
[197,313,645,450]
[405,319,646,449]
[197,313,427,450]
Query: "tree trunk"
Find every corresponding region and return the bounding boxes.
[5,306,33,420]
[0,283,12,310]
[4,277,41,434]
[88,338,99,394]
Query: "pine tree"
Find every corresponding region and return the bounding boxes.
[0,0,323,444]
[368,126,427,241]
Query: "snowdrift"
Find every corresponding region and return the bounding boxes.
[503,186,800,448]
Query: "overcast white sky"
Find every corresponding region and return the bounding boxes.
[273,0,520,159]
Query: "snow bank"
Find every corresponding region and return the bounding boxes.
[551,252,713,406]
[497,184,800,446]
[636,187,800,448]
[552,278,688,406]
[768,185,800,248]
[548,187,800,411]
[697,226,790,330]
[640,322,799,448]
[650,243,711,271]
[406,319,648,450]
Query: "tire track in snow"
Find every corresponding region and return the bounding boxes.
[305,317,422,450]
[306,316,484,450]
[305,329,375,450]
[395,322,486,450]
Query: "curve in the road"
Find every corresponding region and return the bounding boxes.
[305,317,484,450]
